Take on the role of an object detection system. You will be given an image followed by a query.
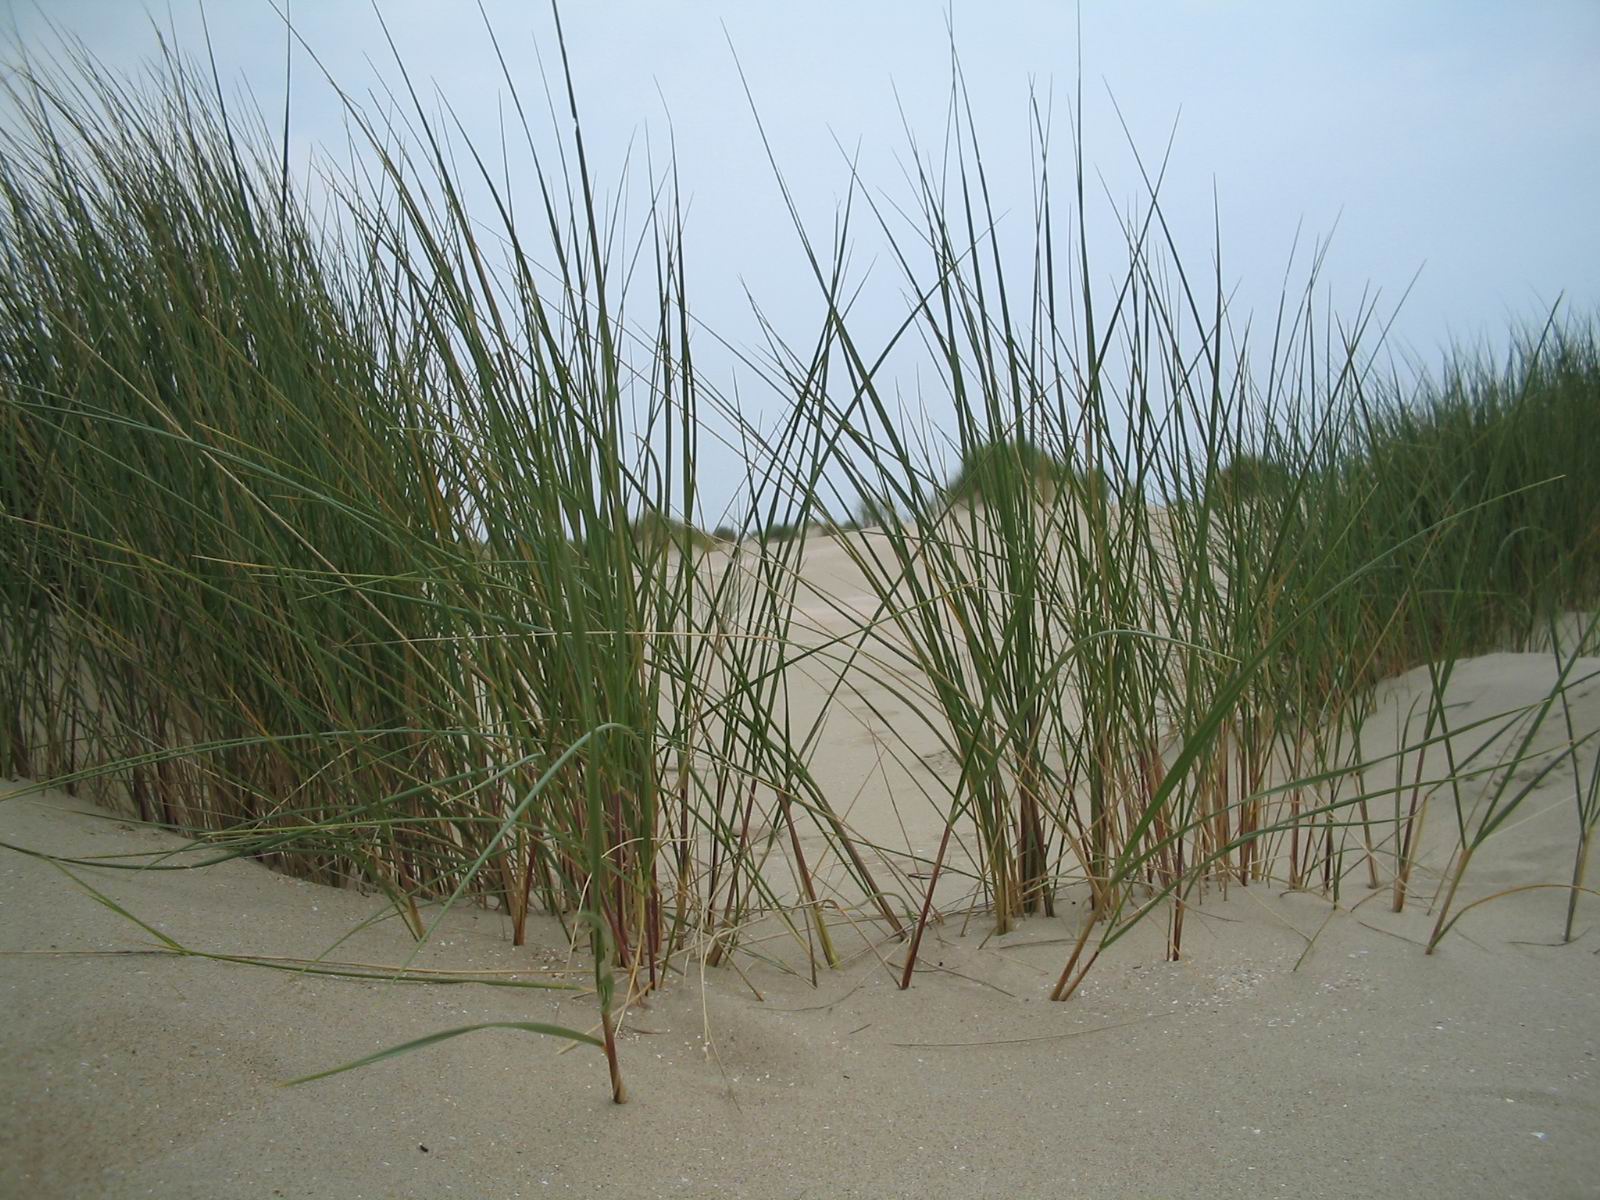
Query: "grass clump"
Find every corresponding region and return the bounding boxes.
[0,25,899,1097]
[1211,452,1293,504]
[944,437,1100,506]
[633,511,718,553]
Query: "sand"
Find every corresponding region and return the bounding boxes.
[4,621,1600,1196]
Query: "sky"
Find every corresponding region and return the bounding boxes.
[3,2,1598,522]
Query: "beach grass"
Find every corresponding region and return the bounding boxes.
[2,19,1598,1095]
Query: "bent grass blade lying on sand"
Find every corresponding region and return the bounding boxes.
[282,1021,604,1088]
[42,859,581,990]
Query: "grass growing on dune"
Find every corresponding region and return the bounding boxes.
[943,437,1105,508]
[753,67,1600,989]
[2,15,1599,1097]
[0,22,901,1098]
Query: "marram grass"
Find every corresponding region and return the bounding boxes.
[2,20,1598,1097]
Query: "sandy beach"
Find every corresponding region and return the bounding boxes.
[5,645,1597,1199]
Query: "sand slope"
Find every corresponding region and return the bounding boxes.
[3,650,1599,1199]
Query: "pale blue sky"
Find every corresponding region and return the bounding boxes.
[4,2,1597,520]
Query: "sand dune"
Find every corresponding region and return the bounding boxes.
[4,649,1598,1198]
